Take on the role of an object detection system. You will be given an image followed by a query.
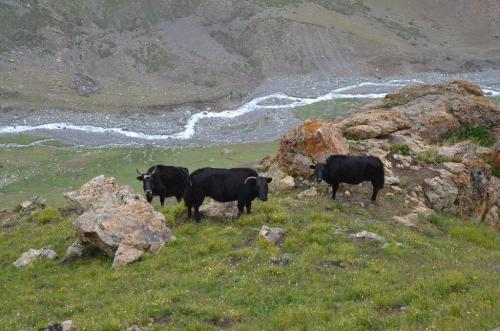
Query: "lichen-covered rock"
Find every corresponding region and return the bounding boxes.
[437,141,479,161]
[378,81,500,142]
[423,159,492,220]
[13,246,57,267]
[338,110,411,139]
[64,176,175,267]
[423,172,459,211]
[276,120,348,176]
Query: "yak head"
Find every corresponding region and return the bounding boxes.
[310,163,326,182]
[245,176,273,201]
[136,166,157,201]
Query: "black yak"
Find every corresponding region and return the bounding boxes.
[136,165,189,206]
[184,167,272,221]
[310,155,384,202]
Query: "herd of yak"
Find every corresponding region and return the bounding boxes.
[136,155,385,221]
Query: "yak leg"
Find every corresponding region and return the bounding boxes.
[160,195,166,207]
[245,201,252,214]
[237,201,245,217]
[331,182,339,200]
[370,181,381,203]
[193,197,204,222]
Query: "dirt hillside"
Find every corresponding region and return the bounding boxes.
[1,0,499,111]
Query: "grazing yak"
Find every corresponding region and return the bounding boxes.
[310,155,384,203]
[184,167,272,221]
[136,165,189,206]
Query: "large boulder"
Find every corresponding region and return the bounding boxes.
[276,120,348,176]
[64,176,175,267]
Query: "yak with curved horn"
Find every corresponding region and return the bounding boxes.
[136,165,189,206]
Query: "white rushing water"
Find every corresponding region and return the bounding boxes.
[0,79,498,141]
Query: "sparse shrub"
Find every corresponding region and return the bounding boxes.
[440,123,493,147]
[12,204,22,212]
[32,207,62,224]
[417,147,447,165]
[389,144,411,156]
[344,133,361,141]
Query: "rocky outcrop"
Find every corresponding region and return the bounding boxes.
[380,80,499,142]
[64,176,175,268]
[276,120,348,176]
[337,110,411,139]
[13,246,57,267]
[270,80,499,229]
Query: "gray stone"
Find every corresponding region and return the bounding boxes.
[259,225,285,245]
[13,246,57,267]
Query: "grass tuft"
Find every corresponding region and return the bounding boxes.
[389,144,411,156]
[440,123,493,147]
[32,207,62,224]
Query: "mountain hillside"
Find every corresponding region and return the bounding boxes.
[1,0,499,112]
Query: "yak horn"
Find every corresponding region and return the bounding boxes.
[244,176,257,184]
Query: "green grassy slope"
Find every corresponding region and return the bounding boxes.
[1,193,499,330]
[2,102,500,329]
